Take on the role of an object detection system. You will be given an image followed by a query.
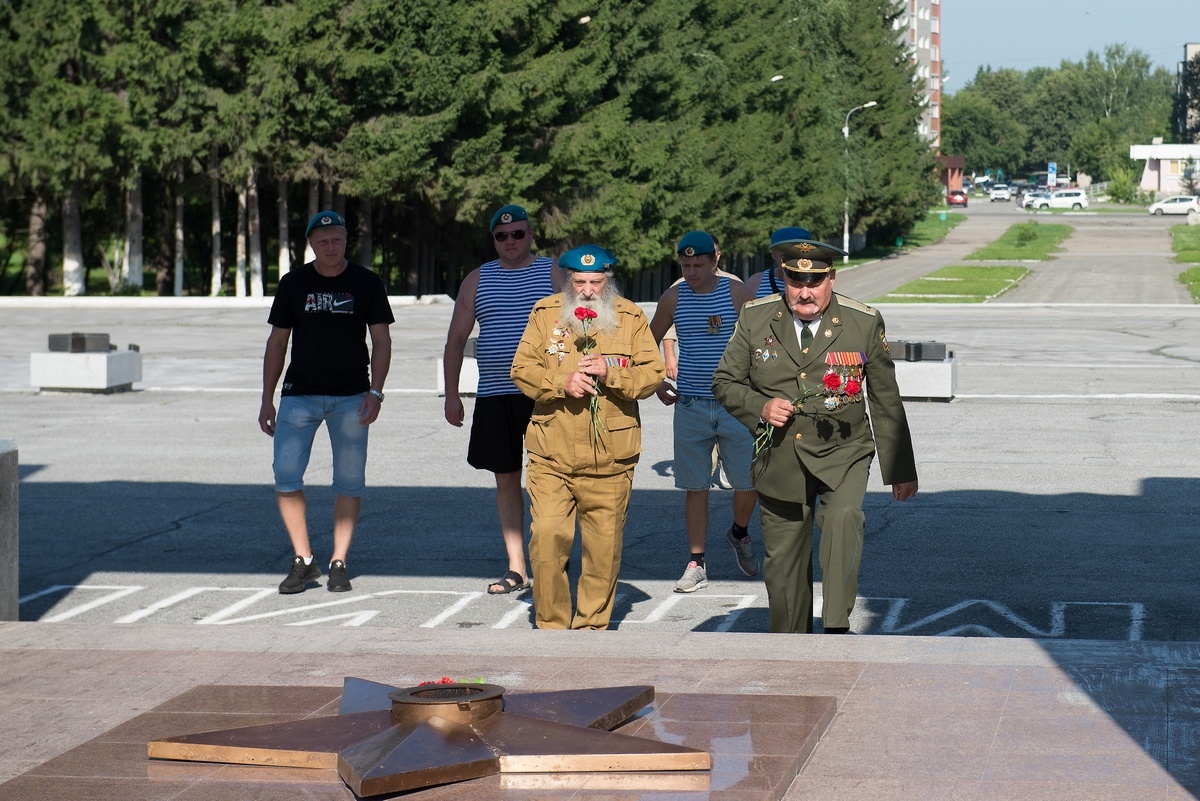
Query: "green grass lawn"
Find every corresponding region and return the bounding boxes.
[849,210,967,265]
[1173,225,1200,302]
[874,264,1030,303]
[965,221,1071,261]
[1170,224,1200,264]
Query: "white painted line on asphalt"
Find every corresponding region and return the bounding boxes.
[954,393,1200,400]
[621,593,759,624]
[715,595,760,633]
[39,585,144,622]
[420,591,485,627]
[286,610,380,627]
[877,598,1145,640]
[141,386,439,394]
[196,589,279,624]
[493,599,534,629]
[116,587,220,623]
[206,593,373,625]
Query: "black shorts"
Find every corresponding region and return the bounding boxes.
[467,394,535,474]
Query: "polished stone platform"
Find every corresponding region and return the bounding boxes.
[8,683,834,800]
[1,624,1198,800]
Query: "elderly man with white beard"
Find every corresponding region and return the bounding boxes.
[510,244,665,629]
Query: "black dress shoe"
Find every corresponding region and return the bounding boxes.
[823,626,854,634]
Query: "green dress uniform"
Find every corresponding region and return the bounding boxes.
[511,294,665,630]
[712,292,917,633]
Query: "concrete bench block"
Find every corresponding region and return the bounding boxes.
[30,350,143,393]
[894,357,957,401]
[436,357,479,396]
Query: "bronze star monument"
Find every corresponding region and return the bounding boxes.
[149,678,710,796]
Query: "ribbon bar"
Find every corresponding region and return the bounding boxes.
[825,351,866,367]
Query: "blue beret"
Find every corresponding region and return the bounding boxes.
[559,244,618,272]
[490,204,529,231]
[676,230,717,256]
[769,226,815,250]
[305,210,347,238]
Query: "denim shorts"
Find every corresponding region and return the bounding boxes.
[273,394,369,495]
[672,395,754,491]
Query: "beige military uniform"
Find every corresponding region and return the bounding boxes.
[511,295,665,629]
[713,292,917,633]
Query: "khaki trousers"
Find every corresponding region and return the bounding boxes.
[527,461,633,630]
[758,456,870,633]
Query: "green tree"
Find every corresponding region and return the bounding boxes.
[1173,50,1200,144]
[6,0,124,295]
[941,92,1026,178]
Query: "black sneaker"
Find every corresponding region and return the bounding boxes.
[279,556,320,594]
[327,560,352,592]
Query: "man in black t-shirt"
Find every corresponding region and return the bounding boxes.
[259,211,394,594]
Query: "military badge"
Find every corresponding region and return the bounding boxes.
[547,328,568,363]
[500,212,513,224]
[796,258,812,269]
[581,253,596,266]
[683,246,696,256]
[707,315,722,335]
[820,352,867,411]
[794,242,816,252]
[320,215,332,226]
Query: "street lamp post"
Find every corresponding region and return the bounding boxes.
[842,100,877,264]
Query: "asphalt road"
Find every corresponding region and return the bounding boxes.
[3,204,1198,639]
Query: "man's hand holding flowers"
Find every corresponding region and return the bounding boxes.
[565,358,605,397]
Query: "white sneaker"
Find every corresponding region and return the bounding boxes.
[725,526,759,577]
[674,561,708,593]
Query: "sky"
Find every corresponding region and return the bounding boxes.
[939,0,1198,93]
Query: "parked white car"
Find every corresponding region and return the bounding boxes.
[989,184,1011,202]
[1031,189,1089,210]
[1147,195,1200,215]
[1022,191,1051,209]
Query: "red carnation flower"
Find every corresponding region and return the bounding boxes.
[823,372,842,390]
[845,379,861,395]
[574,307,598,321]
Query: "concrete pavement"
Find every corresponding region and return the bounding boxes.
[1,204,1198,799]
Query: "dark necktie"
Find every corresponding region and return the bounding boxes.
[800,321,813,350]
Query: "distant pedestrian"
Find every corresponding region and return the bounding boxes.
[443,204,562,596]
[259,211,394,594]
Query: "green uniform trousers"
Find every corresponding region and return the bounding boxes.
[758,455,870,634]
[527,461,633,630]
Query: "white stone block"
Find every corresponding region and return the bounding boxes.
[894,357,956,401]
[436,357,479,396]
[30,350,143,392]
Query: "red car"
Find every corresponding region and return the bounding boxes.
[947,189,968,207]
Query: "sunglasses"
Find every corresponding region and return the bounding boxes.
[493,229,528,242]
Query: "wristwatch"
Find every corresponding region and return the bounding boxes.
[367,389,385,401]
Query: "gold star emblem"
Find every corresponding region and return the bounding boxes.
[581,253,596,266]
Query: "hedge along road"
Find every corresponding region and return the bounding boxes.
[2,207,1198,637]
